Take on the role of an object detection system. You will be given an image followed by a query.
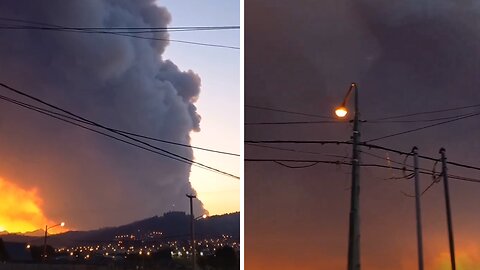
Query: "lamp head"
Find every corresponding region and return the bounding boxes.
[335,106,348,118]
[60,222,65,227]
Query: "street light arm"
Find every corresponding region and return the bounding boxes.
[46,222,65,231]
[195,214,208,220]
[341,83,357,107]
[43,222,64,262]
[335,83,358,119]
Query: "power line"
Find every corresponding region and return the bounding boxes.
[0,17,240,31]
[419,174,442,196]
[273,161,323,169]
[369,103,480,121]
[0,25,239,33]
[0,95,191,165]
[245,120,342,125]
[359,150,408,168]
[247,158,350,166]
[0,93,238,157]
[245,104,334,119]
[246,140,480,173]
[245,143,352,164]
[114,32,240,50]
[246,102,480,126]
[367,112,480,123]
[245,112,480,126]
[0,18,239,50]
[116,130,239,157]
[365,112,480,143]
[0,94,221,174]
[245,139,351,145]
[0,82,239,179]
[245,143,348,158]
[360,143,480,176]
[245,158,480,183]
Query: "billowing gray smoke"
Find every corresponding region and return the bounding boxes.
[0,0,205,229]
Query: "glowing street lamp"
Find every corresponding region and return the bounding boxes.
[335,106,348,118]
[43,222,65,261]
[186,194,209,270]
[335,83,361,270]
[195,214,208,221]
[186,194,197,270]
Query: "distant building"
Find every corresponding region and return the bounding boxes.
[0,239,33,262]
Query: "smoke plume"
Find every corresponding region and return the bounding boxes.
[0,0,205,229]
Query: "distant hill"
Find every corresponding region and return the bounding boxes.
[1,212,240,247]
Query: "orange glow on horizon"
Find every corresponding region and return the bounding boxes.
[0,177,67,234]
[432,245,480,270]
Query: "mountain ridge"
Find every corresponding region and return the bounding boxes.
[1,212,240,247]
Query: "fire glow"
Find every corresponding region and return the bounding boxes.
[0,177,62,233]
[432,246,480,270]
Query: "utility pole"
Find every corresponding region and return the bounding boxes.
[440,148,456,270]
[186,194,197,270]
[346,83,361,270]
[42,222,64,263]
[412,147,424,270]
[334,83,361,270]
[43,225,48,262]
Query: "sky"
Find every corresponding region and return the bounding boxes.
[159,0,240,217]
[0,0,239,232]
[246,1,480,270]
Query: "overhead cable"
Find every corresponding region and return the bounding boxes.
[0,82,239,179]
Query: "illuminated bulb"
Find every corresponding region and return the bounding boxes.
[335,106,348,118]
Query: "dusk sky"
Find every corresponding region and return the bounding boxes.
[246,1,480,269]
[0,0,239,233]
[160,0,240,218]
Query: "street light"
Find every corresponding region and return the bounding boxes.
[43,222,65,261]
[195,214,208,221]
[335,106,348,118]
[186,194,197,270]
[186,194,208,270]
[335,82,361,270]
